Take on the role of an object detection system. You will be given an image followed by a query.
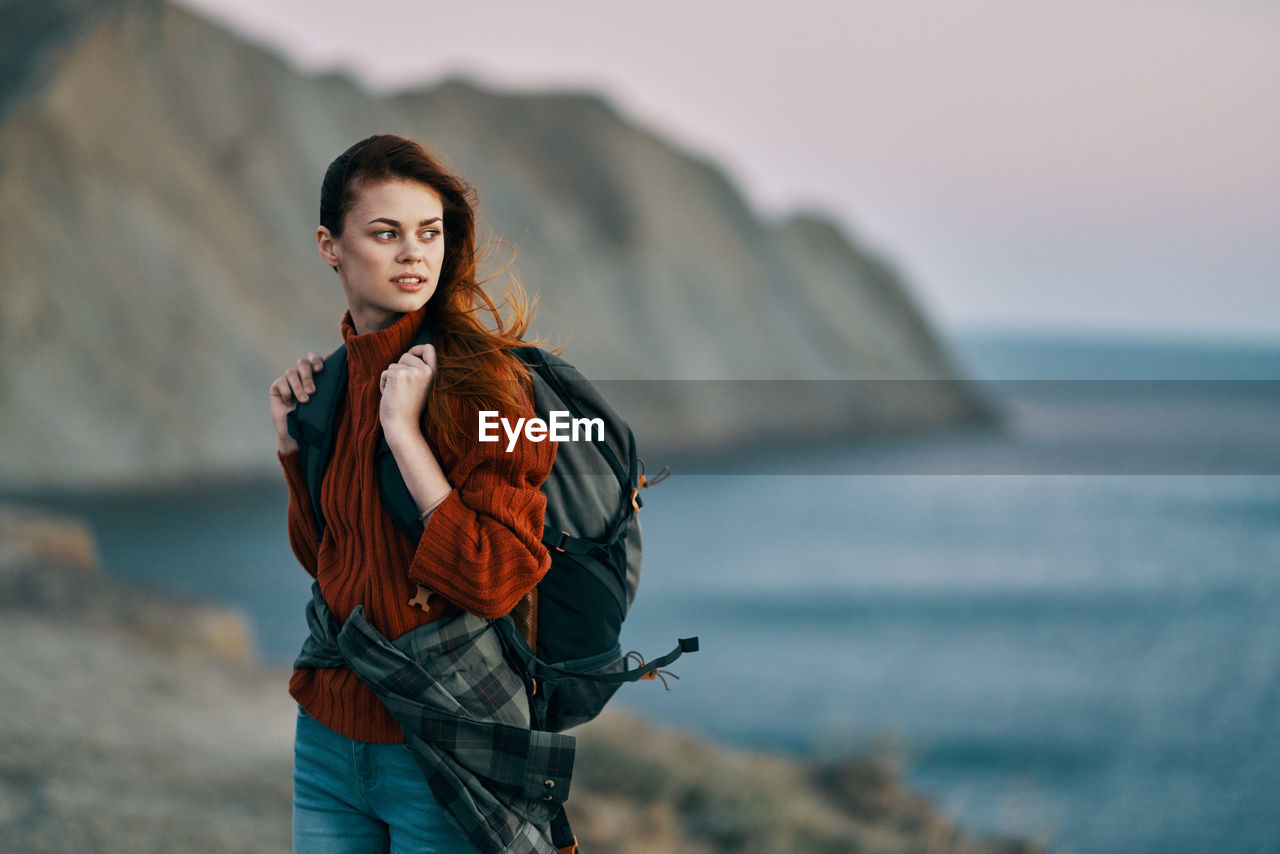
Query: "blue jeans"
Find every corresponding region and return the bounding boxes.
[292,706,476,853]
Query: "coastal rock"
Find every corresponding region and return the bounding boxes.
[0,503,99,571]
[571,713,1042,854]
[0,0,992,488]
[0,502,256,665]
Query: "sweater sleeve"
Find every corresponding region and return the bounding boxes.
[279,450,322,579]
[407,395,556,620]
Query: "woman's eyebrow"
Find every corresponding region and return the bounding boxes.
[367,216,443,227]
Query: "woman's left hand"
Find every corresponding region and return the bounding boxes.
[379,344,438,443]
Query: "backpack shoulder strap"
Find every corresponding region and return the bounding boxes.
[375,323,433,542]
[374,433,427,541]
[513,345,641,555]
[285,320,433,540]
[287,345,350,535]
[512,346,634,488]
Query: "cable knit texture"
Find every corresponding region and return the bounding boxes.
[281,305,555,743]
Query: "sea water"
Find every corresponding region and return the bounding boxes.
[18,331,1280,854]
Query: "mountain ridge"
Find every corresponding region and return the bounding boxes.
[0,0,992,487]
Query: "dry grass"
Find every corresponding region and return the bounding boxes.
[567,713,1043,853]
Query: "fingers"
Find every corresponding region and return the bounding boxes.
[404,344,438,372]
[269,352,324,411]
[379,357,433,397]
[268,376,301,452]
[393,348,436,384]
[268,375,297,408]
[287,353,325,403]
[380,363,409,393]
[399,344,435,368]
[284,369,307,403]
[379,361,420,382]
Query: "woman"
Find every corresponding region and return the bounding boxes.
[268,135,560,853]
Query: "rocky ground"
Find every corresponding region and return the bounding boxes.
[0,504,1041,853]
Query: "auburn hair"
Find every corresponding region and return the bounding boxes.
[320,134,537,455]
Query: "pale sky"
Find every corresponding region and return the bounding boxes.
[176,0,1280,342]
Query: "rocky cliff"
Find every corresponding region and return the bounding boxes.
[0,0,990,487]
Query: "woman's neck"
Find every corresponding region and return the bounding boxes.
[349,307,403,336]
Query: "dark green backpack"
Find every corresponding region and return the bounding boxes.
[287,324,697,733]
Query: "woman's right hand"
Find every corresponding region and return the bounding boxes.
[269,352,325,454]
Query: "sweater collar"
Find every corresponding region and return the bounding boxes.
[341,306,428,378]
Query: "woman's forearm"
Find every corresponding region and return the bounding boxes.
[383,424,452,522]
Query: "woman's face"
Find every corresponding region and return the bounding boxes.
[316,178,446,334]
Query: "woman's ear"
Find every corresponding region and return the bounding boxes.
[316,226,340,270]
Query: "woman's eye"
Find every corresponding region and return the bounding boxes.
[374,229,396,240]
[419,229,441,241]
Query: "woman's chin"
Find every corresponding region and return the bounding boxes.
[380,290,435,315]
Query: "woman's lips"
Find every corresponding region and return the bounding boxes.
[391,275,426,292]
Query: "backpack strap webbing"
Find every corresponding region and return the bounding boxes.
[550,805,576,851]
[372,323,434,542]
[495,617,699,686]
[286,344,349,536]
[286,323,434,542]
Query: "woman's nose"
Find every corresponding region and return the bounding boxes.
[397,238,422,263]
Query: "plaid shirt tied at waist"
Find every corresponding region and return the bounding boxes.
[293,581,575,854]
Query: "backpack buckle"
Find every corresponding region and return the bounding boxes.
[553,530,570,552]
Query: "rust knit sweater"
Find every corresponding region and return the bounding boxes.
[280,306,556,743]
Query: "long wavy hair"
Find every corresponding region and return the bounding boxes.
[320,134,537,455]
